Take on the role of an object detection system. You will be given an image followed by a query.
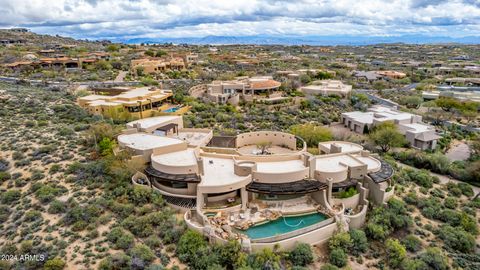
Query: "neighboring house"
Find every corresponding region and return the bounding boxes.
[353,70,407,83]
[422,90,480,103]
[2,55,106,71]
[119,116,395,252]
[341,105,441,150]
[131,57,186,74]
[192,76,283,105]
[77,86,190,119]
[300,80,352,97]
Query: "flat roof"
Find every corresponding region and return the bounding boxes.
[199,157,248,188]
[175,131,211,146]
[255,160,306,173]
[127,115,181,130]
[118,133,184,150]
[319,141,363,153]
[152,149,197,167]
[351,155,381,172]
[315,154,363,173]
[402,123,433,133]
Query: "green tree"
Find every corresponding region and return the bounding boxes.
[177,230,207,264]
[106,44,120,52]
[288,243,314,266]
[436,97,461,112]
[369,121,406,152]
[98,137,116,156]
[213,240,243,269]
[290,123,333,148]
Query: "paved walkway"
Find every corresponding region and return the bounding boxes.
[114,71,128,82]
[446,140,471,161]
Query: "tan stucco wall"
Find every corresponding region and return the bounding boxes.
[236,131,297,150]
[253,168,310,184]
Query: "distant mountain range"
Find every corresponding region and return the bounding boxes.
[121,35,480,46]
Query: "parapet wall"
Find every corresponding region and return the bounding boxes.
[236,131,297,150]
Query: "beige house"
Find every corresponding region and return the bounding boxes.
[422,90,480,103]
[341,105,441,150]
[119,116,395,252]
[131,57,186,74]
[191,76,283,105]
[300,80,352,97]
[77,87,190,119]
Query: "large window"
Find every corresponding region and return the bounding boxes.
[127,106,140,112]
[156,179,188,189]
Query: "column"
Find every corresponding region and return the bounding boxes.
[326,178,333,204]
[240,187,248,210]
[196,192,205,212]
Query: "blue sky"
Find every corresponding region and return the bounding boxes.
[0,0,479,40]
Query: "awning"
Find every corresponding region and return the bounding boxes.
[247,180,327,195]
[145,166,200,183]
[368,160,394,183]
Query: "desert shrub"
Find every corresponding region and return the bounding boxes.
[418,247,449,270]
[0,189,21,204]
[107,227,135,250]
[48,200,67,214]
[328,232,352,251]
[366,198,412,240]
[177,230,207,264]
[43,257,66,270]
[212,240,244,269]
[34,184,67,203]
[349,229,368,255]
[457,182,474,197]
[0,205,11,222]
[320,264,339,270]
[288,243,313,266]
[443,197,457,209]
[24,210,42,222]
[129,244,155,263]
[98,252,132,270]
[402,234,422,252]
[385,239,407,269]
[438,225,476,253]
[329,249,347,268]
[0,171,10,183]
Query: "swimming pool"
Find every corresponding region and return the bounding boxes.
[163,107,179,113]
[240,212,328,240]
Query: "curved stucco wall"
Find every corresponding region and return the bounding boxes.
[151,156,199,175]
[314,168,348,183]
[152,181,197,196]
[332,193,360,209]
[347,201,368,229]
[236,131,297,151]
[197,175,252,194]
[253,168,310,184]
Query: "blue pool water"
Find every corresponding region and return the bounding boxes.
[163,107,179,113]
[241,213,327,239]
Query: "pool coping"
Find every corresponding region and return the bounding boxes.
[240,213,335,243]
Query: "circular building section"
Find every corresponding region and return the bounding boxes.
[236,131,306,155]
